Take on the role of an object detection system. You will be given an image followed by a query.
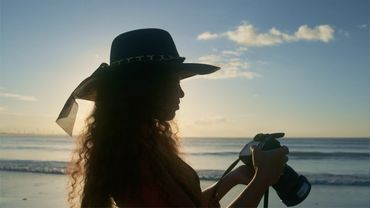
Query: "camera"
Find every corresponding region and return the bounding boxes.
[239,133,311,207]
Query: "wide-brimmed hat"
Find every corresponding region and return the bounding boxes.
[56,28,220,136]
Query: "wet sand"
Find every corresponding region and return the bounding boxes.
[1,171,368,208]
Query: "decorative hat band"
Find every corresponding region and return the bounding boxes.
[111,54,185,65]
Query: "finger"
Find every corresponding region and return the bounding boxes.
[279,164,285,175]
[279,163,286,173]
[283,156,289,163]
[280,146,289,154]
[279,155,288,164]
[277,163,285,172]
[280,168,285,176]
[269,146,288,156]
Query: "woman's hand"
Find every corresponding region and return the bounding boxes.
[202,188,221,208]
[250,145,289,187]
[226,165,255,185]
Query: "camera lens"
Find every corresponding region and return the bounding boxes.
[262,137,311,206]
[273,165,311,206]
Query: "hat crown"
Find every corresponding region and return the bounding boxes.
[110,28,180,64]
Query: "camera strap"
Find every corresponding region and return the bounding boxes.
[211,158,241,201]
[210,158,270,208]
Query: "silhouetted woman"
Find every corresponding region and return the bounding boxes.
[57,29,289,208]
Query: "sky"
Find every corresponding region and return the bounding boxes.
[0,0,369,137]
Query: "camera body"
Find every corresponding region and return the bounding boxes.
[239,133,311,207]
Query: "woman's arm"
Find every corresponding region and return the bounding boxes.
[202,145,288,208]
[202,165,255,207]
[228,146,289,208]
[227,170,269,207]
[201,174,237,207]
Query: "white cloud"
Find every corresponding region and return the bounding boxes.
[357,24,368,29]
[338,29,350,38]
[198,54,260,80]
[226,24,283,46]
[197,32,219,40]
[236,47,248,52]
[194,116,226,126]
[256,60,269,65]
[199,22,335,46]
[196,46,260,80]
[294,25,334,42]
[0,92,38,101]
[198,54,223,63]
[0,106,4,111]
[221,50,242,56]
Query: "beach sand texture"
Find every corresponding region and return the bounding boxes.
[1,171,369,208]
[0,136,369,207]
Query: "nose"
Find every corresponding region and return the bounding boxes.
[178,85,185,98]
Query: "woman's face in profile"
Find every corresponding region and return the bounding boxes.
[152,72,184,121]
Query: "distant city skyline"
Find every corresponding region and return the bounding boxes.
[1,0,369,137]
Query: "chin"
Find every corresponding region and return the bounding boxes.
[164,112,176,121]
[155,110,177,121]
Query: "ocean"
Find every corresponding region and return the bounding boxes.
[0,135,369,207]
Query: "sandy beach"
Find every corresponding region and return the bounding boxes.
[201,181,370,208]
[1,171,368,208]
[1,136,368,207]
[0,171,68,208]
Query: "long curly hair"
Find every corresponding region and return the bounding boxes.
[67,65,188,207]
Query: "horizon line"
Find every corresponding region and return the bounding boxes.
[0,132,368,139]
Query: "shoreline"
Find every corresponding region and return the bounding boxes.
[1,133,369,139]
[1,171,369,208]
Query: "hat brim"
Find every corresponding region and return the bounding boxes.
[177,63,220,79]
[109,57,219,79]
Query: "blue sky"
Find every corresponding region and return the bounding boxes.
[0,0,369,137]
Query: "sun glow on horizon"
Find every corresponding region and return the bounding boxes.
[0,1,368,138]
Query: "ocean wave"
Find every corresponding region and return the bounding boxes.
[188,151,369,160]
[0,160,67,174]
[289,151,369,159]
[0,145,72,151]
[196,170,370,186]
[0,160,369,186]
[189,151,239,156]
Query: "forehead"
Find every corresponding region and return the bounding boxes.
[112,64,182,84]
[149,68,181,81]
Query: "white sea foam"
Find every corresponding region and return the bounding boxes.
[1,159,369,186]
[196,169,370,186]
[189,151,369,160]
